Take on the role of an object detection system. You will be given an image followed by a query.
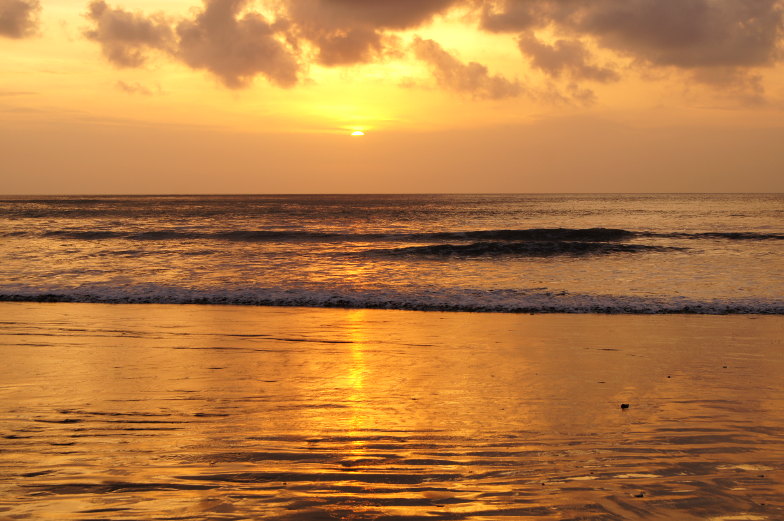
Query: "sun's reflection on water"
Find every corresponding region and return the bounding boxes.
[344,310,369,435]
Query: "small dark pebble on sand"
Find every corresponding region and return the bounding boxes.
[634,492,645,498]
[620,403,630,409]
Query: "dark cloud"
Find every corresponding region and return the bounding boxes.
[85,0,298,88]
[288,0,457,31]
[84,0,462,84]
[0,0,40,38]
[298,26,383,66]
[80,0,783,98]
[482,0,784,70]
[480,0,784,97]
[84,0,174,67]
[518,34,619,82]
[286,0,460,66]
[176,0,299,88]
[480,0,542,32]
[579,0,784,69]
[413,37,522,99]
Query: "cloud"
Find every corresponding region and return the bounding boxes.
[115,80,156,95]
[85,0,298,88]
[287,0,458,31]
[690,68,767,105]
[286,0,461,66]
[482,0,784,70]
[480,0,542,32]
[84,0,174,67]
[83,0,465,86]
[480,0,784,98]
[522,80,597,107]
[518,34,619,82]
[0,0,40,38]
[80,0,784,100]
[299,26,384,66]
[176,0,299,88]
[413,37,522,99]
[579,0,784,69]
[84,0,463,86]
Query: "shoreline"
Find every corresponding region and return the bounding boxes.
[1,297,782,315]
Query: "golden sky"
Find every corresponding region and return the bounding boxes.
[2,0,784,193]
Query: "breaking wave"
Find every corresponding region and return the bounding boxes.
[370,241,677,257]
[1,285,781,314]
[418,228,636,241]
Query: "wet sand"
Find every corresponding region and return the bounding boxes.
[0,303,782,520]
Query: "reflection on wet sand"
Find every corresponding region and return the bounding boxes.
[0,303,782,520]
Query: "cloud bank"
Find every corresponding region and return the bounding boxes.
[484,0,784,88]
[80,0,784,98]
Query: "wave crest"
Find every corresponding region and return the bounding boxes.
[0,286,781,314]
[421,228,635,242]
[372,241,675,257]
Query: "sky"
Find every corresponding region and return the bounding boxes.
[2,0,784,194]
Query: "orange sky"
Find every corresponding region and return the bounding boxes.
[2,0,784,193]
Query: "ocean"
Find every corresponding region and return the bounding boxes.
[1,193,782,313]
[2,194,784,520]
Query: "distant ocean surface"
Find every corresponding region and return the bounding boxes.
[1,194,782,314]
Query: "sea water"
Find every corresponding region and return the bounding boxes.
[1,193,782,313]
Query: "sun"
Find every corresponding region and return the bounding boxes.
[351,130,365,136]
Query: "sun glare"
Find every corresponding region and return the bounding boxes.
[351,131,365,136]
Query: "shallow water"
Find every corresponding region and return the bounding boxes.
[1,194,782,312]
[1,303,783,520]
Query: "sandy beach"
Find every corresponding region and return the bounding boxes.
[0,302,782,520]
